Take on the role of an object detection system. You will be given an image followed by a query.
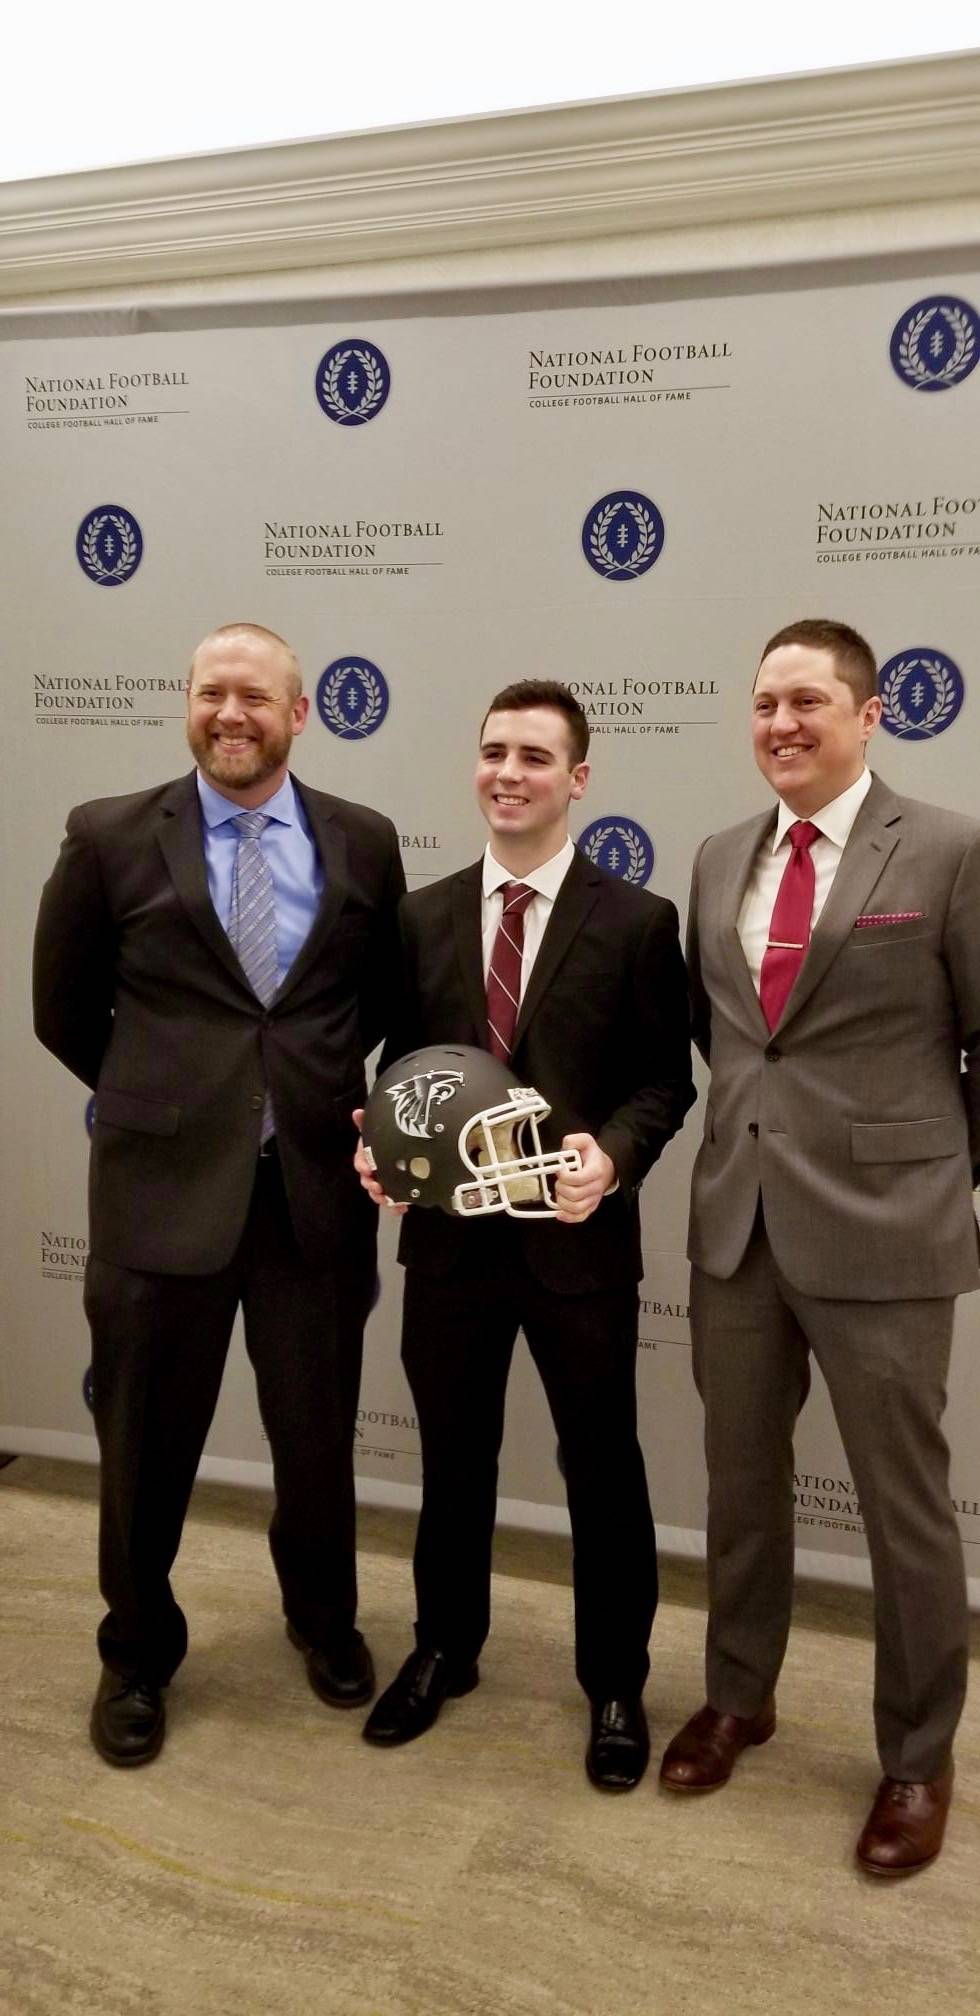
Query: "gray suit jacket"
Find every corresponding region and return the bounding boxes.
[686,773,980,1300]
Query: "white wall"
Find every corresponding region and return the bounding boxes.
[3,3,978,183]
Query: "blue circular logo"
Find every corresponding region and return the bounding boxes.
[76,505,143,585]
[85,1095,96,1136]
[582,491,665,581]
[315,340,391,425]
[878,649,965,740]
[578,816,655,886]
[316,657,390,739]
[82,1366,95,1413]
[890,298,978,392]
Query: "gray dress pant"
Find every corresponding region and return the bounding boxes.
[690,1213,967,1780]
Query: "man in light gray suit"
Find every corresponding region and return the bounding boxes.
[660,618,980,1875]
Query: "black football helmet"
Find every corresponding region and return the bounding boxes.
[361,1044,581,1217]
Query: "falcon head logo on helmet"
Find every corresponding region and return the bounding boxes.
[386,1070,465,1139]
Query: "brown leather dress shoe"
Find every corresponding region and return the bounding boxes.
[659,1699,776,1791]
[855,1764,954,1876]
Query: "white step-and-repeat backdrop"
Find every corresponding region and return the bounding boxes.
[3,267,979,1595]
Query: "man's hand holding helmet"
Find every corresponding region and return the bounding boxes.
[552,1134,617,1224]
[353,1107,408,1213]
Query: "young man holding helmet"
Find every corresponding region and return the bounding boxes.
[356,680,694,1788]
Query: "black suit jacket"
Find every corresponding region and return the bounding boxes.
[33,770,405,1275]
[387,851,695,1293]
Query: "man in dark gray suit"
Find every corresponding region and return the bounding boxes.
[34,622,404,1765]
[660,617,980,1875]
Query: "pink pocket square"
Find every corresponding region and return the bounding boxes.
[853,911,925,928]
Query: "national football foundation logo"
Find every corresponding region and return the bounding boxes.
[76,504,143,585]
[316,657,390,738]
[582,491,665,581]
[578,817,654,885]
[889,297,978,392]
[315,339,391,425]
[878,649,965,740]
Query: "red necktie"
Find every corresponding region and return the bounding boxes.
[486,881,535,1060]
[759,821,820,1032]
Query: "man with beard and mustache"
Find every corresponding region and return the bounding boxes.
[33,622,405,1765]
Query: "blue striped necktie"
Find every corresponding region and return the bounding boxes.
[229,810,277,1140]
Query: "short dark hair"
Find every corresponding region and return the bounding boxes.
[479,680,590,764]
[757,619,878,706]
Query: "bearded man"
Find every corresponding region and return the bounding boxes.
[33,622,404,1764]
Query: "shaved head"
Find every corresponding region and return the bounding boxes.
[189,623,302,701]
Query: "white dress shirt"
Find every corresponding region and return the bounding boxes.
[481,837,575,997]
[737,768,872,992]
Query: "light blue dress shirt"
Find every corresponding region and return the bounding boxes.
[196,771,324,991]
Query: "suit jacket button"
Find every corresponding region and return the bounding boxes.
[249,1094,263,1109]
[764,1044,780,1061]
[748,1122,759,1137]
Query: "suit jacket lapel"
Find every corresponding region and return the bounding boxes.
[720,810,774,1035]
[776,774,902,1029]
[156,772,249,990]
[273,783,348,1005]
[451,863,489,1042]
[512,850,601,1050]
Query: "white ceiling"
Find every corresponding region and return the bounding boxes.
[5,1,977,184]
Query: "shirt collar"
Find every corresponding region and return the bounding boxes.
[772,767,872,853]
[196,769,296,830]
[482,836,575,901]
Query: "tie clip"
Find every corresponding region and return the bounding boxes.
[767,940,804,950]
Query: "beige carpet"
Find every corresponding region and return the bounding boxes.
[2,1456,978,2016]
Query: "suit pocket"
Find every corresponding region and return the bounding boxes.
[94,1087,180,1137]
[850,1116,962,1163]
[847,922,929,948]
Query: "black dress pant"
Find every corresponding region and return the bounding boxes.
[84,1150,373,1683]
[401,1236,657,1704]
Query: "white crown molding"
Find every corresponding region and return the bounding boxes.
[1,51,979,308]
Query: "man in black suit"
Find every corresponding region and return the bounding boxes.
[357,680,694,1787]
[33,622,404,1765]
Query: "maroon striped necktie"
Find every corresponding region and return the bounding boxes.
[486,881,535,1060]
[759,820,820,1032]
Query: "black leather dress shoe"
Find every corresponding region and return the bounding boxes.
[362,1648,479,1746]
[286,1622,375,1707]
[90,1670,166,1767]
[586,1698,650,1791]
